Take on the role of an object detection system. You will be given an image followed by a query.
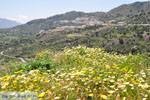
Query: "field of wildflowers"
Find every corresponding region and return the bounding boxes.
[0,46,150,100]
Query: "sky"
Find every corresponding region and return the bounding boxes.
[0,0,148,23]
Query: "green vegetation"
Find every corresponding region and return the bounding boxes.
[1,25,149,60]
[0,1,149,60]
[127,11,150,24]
[0,1,150,100]
[0,46,150,100]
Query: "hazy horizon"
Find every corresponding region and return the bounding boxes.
[1,0,148,23]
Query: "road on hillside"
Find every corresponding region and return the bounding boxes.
[0,51,26,63]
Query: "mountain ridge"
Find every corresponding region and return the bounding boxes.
[0,1,149,36]
[0,18,21,29]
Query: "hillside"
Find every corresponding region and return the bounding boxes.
[0,46,150,99]
[0,2,149,36]
[108,1,150,19]
[127,11,150,24]
[1,24,149,60]
[0,11,106,37]
[0,18,21,29]
[0,1,150,60]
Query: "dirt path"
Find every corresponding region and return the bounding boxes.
[0,51,26,63]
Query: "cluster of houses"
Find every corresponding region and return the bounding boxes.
[51,25,87,32]
[54,17,105,26]
[39,18,129,33]
[49,17,107,32]
[55,17,128,27]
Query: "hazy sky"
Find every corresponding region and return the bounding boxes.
[0,0,148,23]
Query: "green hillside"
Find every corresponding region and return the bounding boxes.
[127,11,150,24]
[1,24,149,60]
[0,2,149,37]
[0,1,149,61]
[108,1,150,19]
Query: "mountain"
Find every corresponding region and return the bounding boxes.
[1,11,105,36]
[107,1,150,19]
[0,1,149,36]
[0,18,21,29]
[0,1,150,59]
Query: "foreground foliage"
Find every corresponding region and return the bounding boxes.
[0,46,150,100]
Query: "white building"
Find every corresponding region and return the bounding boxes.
[117,22,126,27]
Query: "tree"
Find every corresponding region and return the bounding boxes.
[119,39,124,44]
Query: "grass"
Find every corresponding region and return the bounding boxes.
[66,33,82,38]
[0,46,150,100]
